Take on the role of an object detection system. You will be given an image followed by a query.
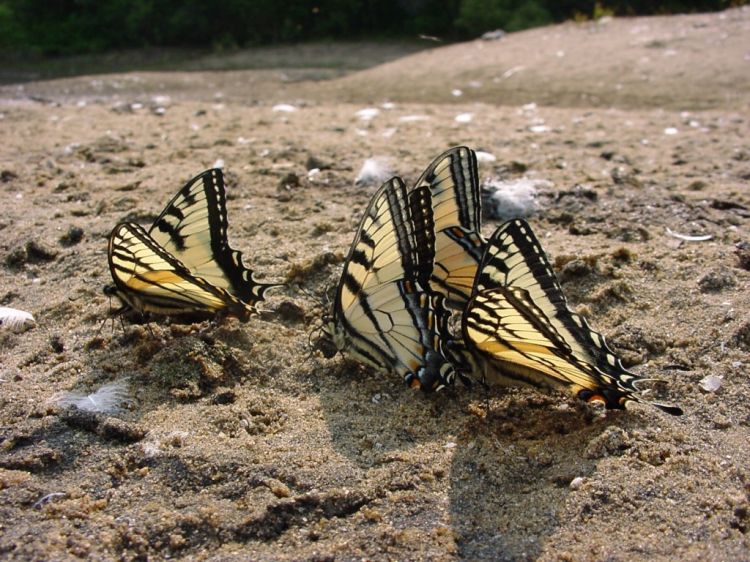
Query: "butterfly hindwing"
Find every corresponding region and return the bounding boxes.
[107,222,252,319]
[150,168,277,304]
[326,178,456,391]
[412,146,486,310]
[463,219,682,414]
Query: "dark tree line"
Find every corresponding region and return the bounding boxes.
[0,0,742,55]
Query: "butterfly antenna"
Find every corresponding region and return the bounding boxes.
[296,285,327,309]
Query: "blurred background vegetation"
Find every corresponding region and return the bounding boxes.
[0,0,744,56]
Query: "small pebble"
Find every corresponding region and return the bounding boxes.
[699,375,723,393]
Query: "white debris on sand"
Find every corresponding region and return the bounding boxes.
[0,307,35,332]
[355,107,380,121]
[55,379,133,415]
[666,227,713,242]
[483,178,550,220]
[454,113,473,123]
[699,375,723,393]
[272,104,297,113]
[399,115,429,123]
[355,157,394,187]
[475,150,496,163]
[529,124,551,133]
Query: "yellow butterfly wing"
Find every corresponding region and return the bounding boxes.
[463,219,682,414]
[412,146,486,310]
[324,178,456,391]
[107,222,253,319]
[149,168,278,306]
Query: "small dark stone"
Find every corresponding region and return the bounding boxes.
[732,321,750,351]
[99,417,146,443]
[560,259,593,282]
[25,240,58,263]
[59,226,84,246]
[49,335,65,353]
[610,166,642,187]
[276,300,306,323]
[277,173,300,202]
[735,242,750,271]
[278,172,300,190]
[0,170,18,182]
[687,180,707,191]
[5,246,27,267]
[698,266,737,293]
[711,199,748,211]
[212,390,237,405]
[61,408,101,433]
[305,154,331,171]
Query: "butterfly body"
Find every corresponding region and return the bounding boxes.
[106,169,279,320]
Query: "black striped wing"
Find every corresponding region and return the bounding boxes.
[107,222,254,319]
[463,219,682,414]
[149,168,277,306]
[412,146,486,309]
[326,178,456,391]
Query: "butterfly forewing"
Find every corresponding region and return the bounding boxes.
[413,146,486,309]
[150,168,276,306]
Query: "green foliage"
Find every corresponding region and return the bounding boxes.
[0,0,741,55]
[456,0,552,35]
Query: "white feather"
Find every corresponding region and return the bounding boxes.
[355,157,394,187]
[0,307,35,332]
[483,178,551,220]
[56,379,132,414]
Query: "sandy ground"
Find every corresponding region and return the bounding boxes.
[1,7,749,562]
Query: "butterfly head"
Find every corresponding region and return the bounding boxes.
[315,315,342,359]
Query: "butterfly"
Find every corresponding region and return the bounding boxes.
[458,219,682,414]
[321,176,457,392]
[411,146,486,310]
[105,168,278,320]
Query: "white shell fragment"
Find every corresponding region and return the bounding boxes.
[272,104,297,113]
[569,476,585,490]
[0,307,35,332]
[666,227,713,242]
[699,375,723,393]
